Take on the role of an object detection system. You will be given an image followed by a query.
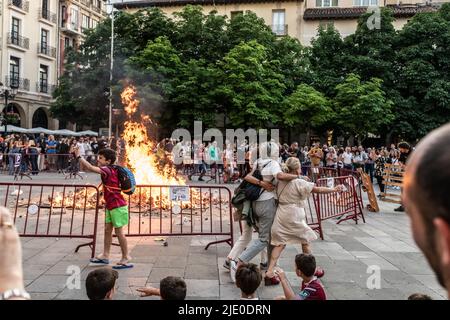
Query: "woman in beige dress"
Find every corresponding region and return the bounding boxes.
[264,157,345,285]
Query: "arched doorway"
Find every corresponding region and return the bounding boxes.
[32,108,48,128]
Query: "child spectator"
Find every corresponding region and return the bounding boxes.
[235,263,261,300]
[137,276,187,300]
[408,293,432,300]
[75,147,132,269]
[86,268,118,300]
[275,254,326,300]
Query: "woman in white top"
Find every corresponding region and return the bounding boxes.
[264,157,345,285]
[326,147,338,168]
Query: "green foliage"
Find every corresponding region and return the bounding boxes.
[52,4,450,140]
[283,84,332,130]
[334,74,394,139]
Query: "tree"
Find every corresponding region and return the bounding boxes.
[216,40,285,128]
[283,84,333,144]
[333,74,394,143]
[393,6,450,140]
[308,24,347,97]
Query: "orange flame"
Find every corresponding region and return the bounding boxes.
[121,85,185,187]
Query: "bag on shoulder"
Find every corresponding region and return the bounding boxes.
[244,160,272,201]
[105,165,136,195]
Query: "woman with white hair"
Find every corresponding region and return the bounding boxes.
[230,141,300,283]
[264,157,345,285]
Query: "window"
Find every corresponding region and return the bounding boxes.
[10,57,20,88]
[353,0,378,6]
[316,0,338,7]
[272,10,286,36]
[61,5,67,27]
[39,65,49,93]
[41,0,48,19]
[11,18,20,45]
[230,11,243,19]
[41,29,49,54]
[70,6,79,31]
[64,37,70,49]
[82,14,90,31]
[91,19,98,29]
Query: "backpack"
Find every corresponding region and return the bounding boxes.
[104,165,136,195]
[244,160,272,201]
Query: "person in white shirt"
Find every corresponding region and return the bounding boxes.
[77,137,86,157]
[342,147,353,170]
[230,141,300,283]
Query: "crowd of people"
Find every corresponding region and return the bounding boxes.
[1,122,449,301]
[0,133,125,176]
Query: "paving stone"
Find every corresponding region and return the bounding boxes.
[26,275,69,293]
[147,268,185,283]
[219,284,242,300]
[188,253,220,266]
[155,255,187,268]
[185,264,218,280]
[185,279,219,297]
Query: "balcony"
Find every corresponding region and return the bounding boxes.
[8,0,29,12]
[61,22,82,36]
[5,76,30,91]
[272,24,288,36]
[7,33,29,50]
[36,82,56,95]
[39,9,57,24]
[38,43,57,58]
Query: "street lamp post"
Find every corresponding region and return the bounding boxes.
[107,0,115,139]
[0,82,19,136]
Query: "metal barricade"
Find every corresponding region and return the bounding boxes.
[0,182,100,257]
[313,176,365,226]
[122,185,233,250]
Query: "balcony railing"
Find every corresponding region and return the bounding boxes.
[8,0,29,12]
[39,9,57,23]
[7,33,29,49]
[5,76,30,91]
[272,25,288,36]
[38,43,56,58]
[36,82,55,94]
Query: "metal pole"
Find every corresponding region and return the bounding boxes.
[108,1,114,139]
[5,93,8,135]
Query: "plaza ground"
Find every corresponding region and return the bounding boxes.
[1,172,447,300]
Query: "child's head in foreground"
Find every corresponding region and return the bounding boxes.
[160,276,187,300]
[295,253,316,279]
[86,267,119,300]
[97,148,117,166]
[235,263,262,298]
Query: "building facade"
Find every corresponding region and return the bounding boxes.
[114,0,448,45]
[0,0,107,130]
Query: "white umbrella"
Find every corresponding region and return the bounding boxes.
[53,129,80,136]
[27,127,57,135]
[0,125,29,133]
[77,130,98,136]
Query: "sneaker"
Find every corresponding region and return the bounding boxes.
[223,259,230,270]
[314,266,325,278]
[394,205,405,212]
[230,260,237,283]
